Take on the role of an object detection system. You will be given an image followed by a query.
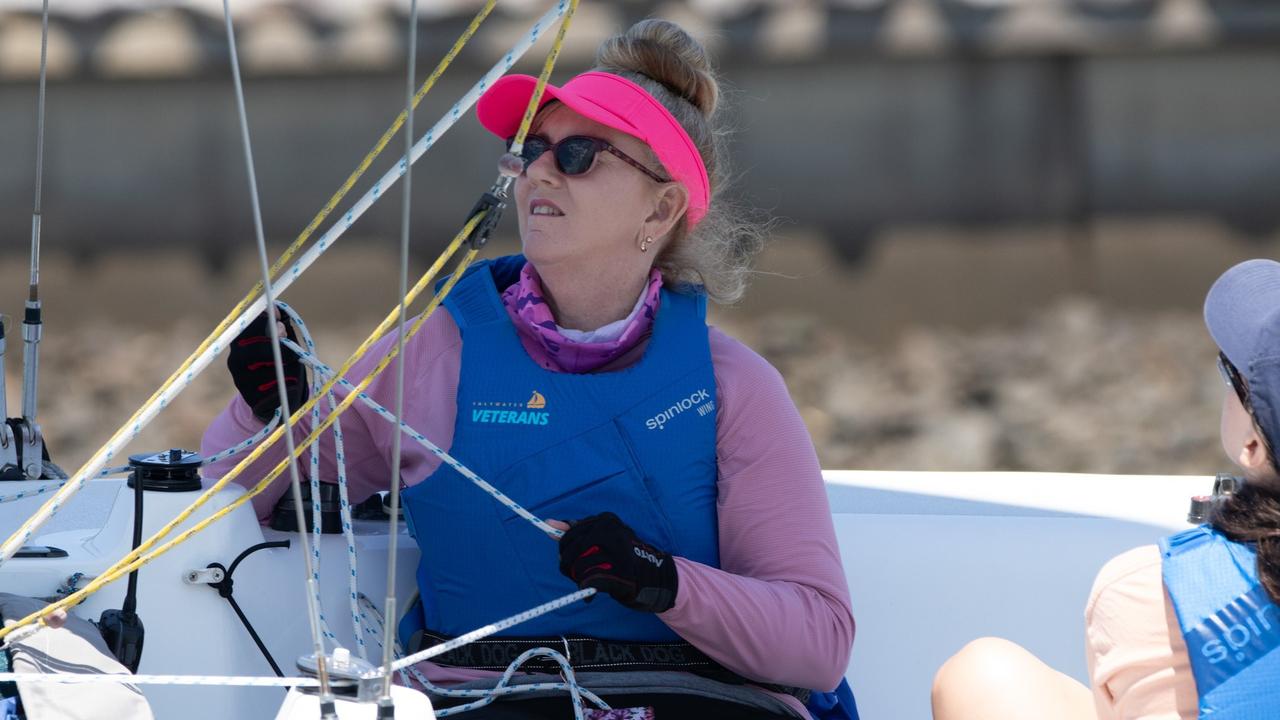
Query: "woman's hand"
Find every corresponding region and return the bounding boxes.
[227,309,308,422]
[554,512,678,613]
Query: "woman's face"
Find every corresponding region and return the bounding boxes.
[1221,389,1255,464]
[513,104,672,270]
[1221,386,1276,482]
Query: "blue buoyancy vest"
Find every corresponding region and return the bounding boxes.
[400,255,720,642]
[1161,524,1280,719]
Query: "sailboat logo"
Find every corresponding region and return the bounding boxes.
[468,392,551,426]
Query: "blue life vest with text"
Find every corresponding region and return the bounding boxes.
[400,255,720,641]
[1161,524,1280,719]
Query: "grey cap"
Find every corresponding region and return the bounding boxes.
[1204,259,1280,450]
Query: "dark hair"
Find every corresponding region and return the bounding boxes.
[592,19,766,304]
[1211,483,1280,604]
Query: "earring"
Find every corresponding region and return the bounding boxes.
[640,236,654,253]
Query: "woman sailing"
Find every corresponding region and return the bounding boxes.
[932,259,1280,719]
[204,19,855,719]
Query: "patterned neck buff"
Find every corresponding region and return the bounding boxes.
[501,261,663,373]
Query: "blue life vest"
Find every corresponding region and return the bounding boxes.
[1161,524,1280,719]
[400,256,720,641]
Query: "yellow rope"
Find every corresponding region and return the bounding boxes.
[0,0,583,639]
[510,0,580,151]
[0,230,479,641]
[0,0,498,557]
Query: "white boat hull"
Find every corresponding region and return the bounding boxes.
[0,470,1213,719]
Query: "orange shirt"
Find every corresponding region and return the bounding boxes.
[1085,545,1199,719]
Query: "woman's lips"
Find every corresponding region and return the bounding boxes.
[529,198,564,217]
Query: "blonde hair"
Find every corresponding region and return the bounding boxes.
[593,19,766,304]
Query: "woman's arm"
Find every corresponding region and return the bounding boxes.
[657,328,854,691]
[200,311,463,521]
[1085,544,1197,719]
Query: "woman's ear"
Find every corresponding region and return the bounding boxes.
[644,183,690,247]
[1239,427,1272,473]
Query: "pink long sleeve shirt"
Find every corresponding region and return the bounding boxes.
[202,303,854,715]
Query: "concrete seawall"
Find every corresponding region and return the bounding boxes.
[1,46,1277,263]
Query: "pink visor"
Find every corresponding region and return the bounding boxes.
[477,71,710,227]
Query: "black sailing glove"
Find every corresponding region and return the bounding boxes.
[557,512,678,614]
[227,309,309,423]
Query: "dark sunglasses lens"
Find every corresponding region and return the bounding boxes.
[1220,354,1250,404]
[1218,358,1234,388]
[520,137,550,165]
[555,137,599,175]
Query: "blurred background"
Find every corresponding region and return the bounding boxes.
[0,0,1277,476]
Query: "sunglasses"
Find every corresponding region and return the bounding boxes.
[1219,351,1279,466]
[1219,352,1251,407]
[507,135,670,184]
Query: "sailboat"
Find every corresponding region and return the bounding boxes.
[0,1,1217,718]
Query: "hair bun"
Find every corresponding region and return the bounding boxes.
[594,19,718,118]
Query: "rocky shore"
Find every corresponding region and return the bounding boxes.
[23,295,1223,480]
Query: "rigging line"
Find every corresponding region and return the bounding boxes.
[389,588,597,672]
[431,648,592,720]
[276,302,366,659]
[279,339,562,538]
[0,244,481,641]
[381,0,420,708]
[174,0,500,397]
[0,673,326,688]
[355,595,609,713]
[218,0,333,702]
[0,590,595,690]
[23,0,50,424]
[509,0,581,156]
[0,0,571,570]
[0,481,64,505]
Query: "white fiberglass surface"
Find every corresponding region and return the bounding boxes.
[826,471,1213,720]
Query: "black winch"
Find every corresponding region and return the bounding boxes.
[271,481,346,534]
[101,448,203,671]
[127,448,202,493]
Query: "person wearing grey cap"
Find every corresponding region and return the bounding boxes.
[931,259,1280,720]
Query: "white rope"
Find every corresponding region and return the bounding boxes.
[0,590,595,692]
[0,672,326,688]
[280,339,563,539]
[433,648,594,719]
[201,407,282,466]
[275,302,350,654]
[0,481,64,504]
[356,595,608,718]
[357,594,412,686]
[0,0,570,570]
[220,0,334,701]
[391,588,596,672]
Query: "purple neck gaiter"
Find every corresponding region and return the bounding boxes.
[501,262,663,373]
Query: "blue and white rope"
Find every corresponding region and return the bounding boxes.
[390,588,597,672]
[279,339,563,539]
[202,409,283,466]
[0,481,65,504]
[356,594,608,717]
[0,672,326,688]
[276,302,361,656]
[0,588,596,690]
[432,648,597,719]
[357,593,412,686]
[91,412,280,481]
[0,0,571,569]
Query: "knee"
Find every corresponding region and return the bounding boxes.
[932,637,1035,710]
